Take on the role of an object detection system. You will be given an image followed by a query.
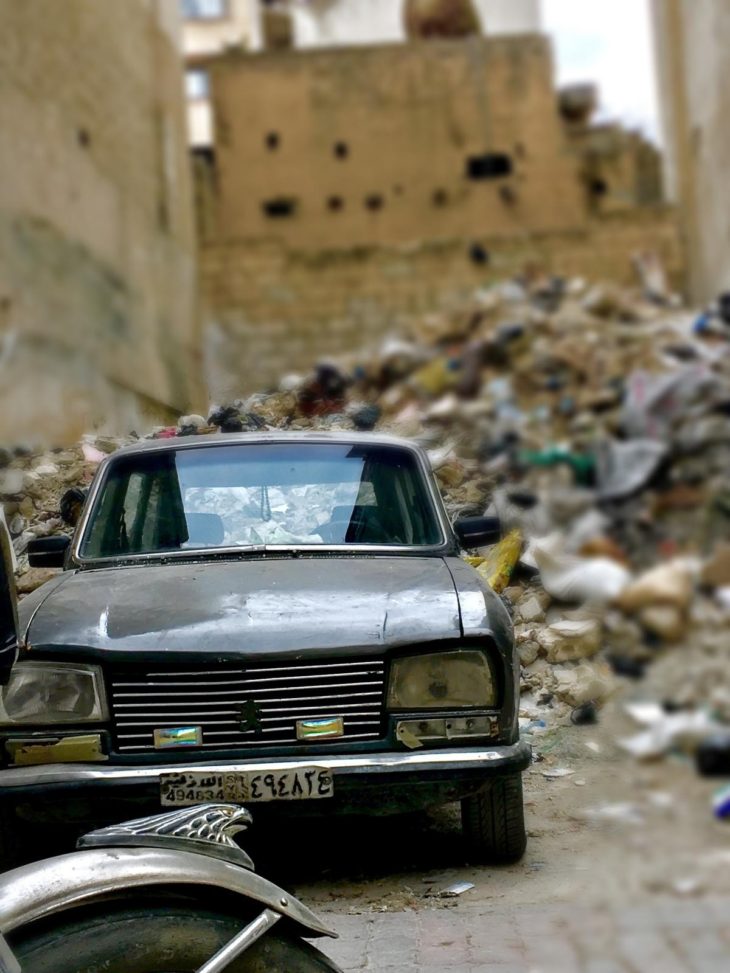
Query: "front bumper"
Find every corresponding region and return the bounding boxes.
[0,743,530,821]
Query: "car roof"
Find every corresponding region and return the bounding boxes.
[109,430,429,459]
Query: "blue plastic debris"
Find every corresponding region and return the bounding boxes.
[712,785,730,820]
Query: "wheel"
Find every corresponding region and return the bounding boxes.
[461,773,527,864]
[11,901,343,973]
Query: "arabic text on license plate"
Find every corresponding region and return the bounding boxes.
[160,767,334,807]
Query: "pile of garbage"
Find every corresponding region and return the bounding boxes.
[2,271,730,768]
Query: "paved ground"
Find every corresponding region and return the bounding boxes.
[248,691,730,973]
[318,899,730,972]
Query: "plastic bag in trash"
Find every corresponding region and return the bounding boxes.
[475,529,523,594]
[622,366,718,439]
[526,533,631,604]
[595,438,668,500]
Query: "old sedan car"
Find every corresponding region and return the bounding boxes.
[0,433,529,865]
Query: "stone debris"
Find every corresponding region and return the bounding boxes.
[538,617,602,664]
[403,0,481,40]
[3,269,730,765]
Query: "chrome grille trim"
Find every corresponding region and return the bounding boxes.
[109,660,386,753]
[112,681,383,698]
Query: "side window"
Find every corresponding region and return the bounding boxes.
[81,454,187,558]
[126,469,181,552]
[140,477,164,551]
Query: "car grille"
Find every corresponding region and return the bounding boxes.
[109,659,386,753]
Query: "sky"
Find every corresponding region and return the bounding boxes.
[542,0,661,143]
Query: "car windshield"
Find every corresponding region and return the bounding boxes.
[79,442,444,558]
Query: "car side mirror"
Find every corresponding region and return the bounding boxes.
[60,487,87,527]
[27,535,71,568]
[454,516,502,549]
[0,522,19,684]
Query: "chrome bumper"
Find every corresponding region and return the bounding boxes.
[0,742,530,790]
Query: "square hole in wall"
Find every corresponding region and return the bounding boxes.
[262,197,299,218]
[469,242,490,265]
[466,153,513,180]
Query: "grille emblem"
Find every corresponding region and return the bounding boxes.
[238,699,264,735]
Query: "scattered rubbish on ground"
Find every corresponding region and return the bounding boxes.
[434,881,475,898]
[580,803,645,826]
[619,702,720,761]
[541,767,575,780]
[712,786,730,821]
[696,735,730,777]
[3,269,730,772]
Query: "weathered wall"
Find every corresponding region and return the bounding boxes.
[565,124,664,215]
[651,0,730,302]
[183,0,542,148]
[208,37,587,250]
[199,31,681,400]
[202,210,683,399]
[0,0,204,444]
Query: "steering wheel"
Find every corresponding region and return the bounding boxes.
[312,516,391,545]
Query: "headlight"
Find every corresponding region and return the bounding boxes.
[0,663,108,725]
[387,650,496,710]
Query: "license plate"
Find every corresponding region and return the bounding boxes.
[160,767,334,807]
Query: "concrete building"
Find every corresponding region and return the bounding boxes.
[197,34,681,398]
[181,0,541,145]
[651,0,730,302]
[559,85,663,216]
[0,0,204,444]
[207,37,585,251]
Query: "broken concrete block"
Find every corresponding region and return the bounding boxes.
[539,618,602,663]
[702,544,730,589]
[518,640,540,667]
[551,661,615,707]
[639,605,686,642]
[617,560,694,613]
[0,470,25,497]
[517,594,545,624]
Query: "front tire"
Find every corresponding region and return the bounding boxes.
[461,773,527,864]
[12,901,342,973]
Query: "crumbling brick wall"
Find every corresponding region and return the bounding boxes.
[204,36,588,251]
[0,0,205,443]
[197,32,683,402]
[201,210,683,400]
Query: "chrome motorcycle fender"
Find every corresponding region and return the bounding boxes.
[0,846,335,940]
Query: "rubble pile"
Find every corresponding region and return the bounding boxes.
[3,271,730,762]
[0,437,126,593]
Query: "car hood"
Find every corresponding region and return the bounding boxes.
[23,557,462,661]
